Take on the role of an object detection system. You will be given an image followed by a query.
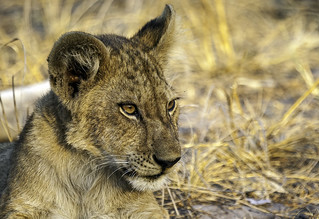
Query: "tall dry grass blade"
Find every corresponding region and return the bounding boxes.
[183,0,217,71]
[23,0,31,41]
[214,0,234,61]
[296,61,319,96]
[11,76,20,132]
[161,188,165,207]
[268,77,319,137]
[225,90,242,147]
[225,91,235,130]
[232,82,244,116]
[167,187,180,216]
[0,37,28,82]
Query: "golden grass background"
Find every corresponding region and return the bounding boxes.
[1,0,319,218]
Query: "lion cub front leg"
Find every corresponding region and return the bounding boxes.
[1,209,48,219]
[0,200,48,219]
[4,213,30,219]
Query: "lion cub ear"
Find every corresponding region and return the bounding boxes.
[132,4,175,63]
[47,31,108,102]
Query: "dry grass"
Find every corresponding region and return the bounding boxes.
[1,0,319,218]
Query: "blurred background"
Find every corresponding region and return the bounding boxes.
[1,0,319,218]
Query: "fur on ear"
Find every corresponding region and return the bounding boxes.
[47,31,109,102]
[132,4,176,63]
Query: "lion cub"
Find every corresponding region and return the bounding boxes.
[0,5,181,218]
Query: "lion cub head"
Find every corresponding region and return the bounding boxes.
[47,5,181,191]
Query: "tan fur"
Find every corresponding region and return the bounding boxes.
[0,5,180,218]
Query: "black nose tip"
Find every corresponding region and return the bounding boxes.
[153,155,181,169]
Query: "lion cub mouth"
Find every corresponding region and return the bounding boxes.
[122,168,164,181]
[143,173,163,180]
[112,154,180,191]
[125,173,170,192]
[120,166,171,191]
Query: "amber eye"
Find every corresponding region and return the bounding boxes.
[167,99,176,113]
[120,104,137,116]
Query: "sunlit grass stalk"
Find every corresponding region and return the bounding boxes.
[268,77,319,137]
[11,76,20,132]
[214,0,234,61]
[296,61,319,96]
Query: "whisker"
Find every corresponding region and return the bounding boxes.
[107,166,126,180]
[74,153,130,180]
[86,159,129,179]
[121,168,134,179]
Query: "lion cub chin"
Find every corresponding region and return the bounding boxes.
[0,4,181,218]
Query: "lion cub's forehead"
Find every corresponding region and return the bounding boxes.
[101,39,174,103]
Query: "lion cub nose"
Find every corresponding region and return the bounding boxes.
[153,155,181,170]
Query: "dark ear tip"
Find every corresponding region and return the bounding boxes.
[163,4,175,19]
[165,4,174,11]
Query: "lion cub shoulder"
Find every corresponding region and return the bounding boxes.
[0,5,181,219]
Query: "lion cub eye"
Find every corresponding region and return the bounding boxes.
[120,104,138,116]
[167,99,176,113]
